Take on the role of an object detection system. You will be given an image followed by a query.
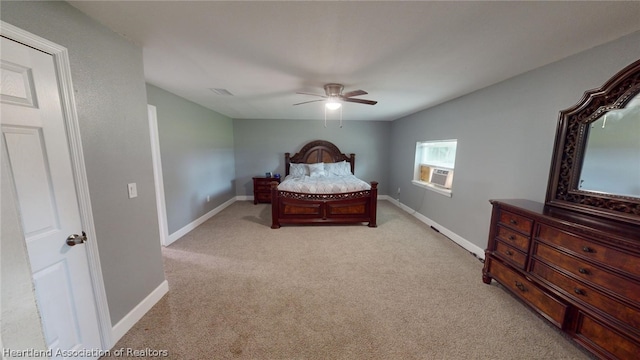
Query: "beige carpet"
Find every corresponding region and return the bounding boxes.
[105,200,593,359]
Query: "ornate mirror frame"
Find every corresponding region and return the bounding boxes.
[545,58,640,225]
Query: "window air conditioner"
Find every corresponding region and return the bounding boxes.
[430,168,453,189]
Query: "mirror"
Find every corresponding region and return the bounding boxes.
[578,92,640,197]
[546,59,640,225]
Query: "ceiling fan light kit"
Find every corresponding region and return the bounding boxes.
[324,104,343,128]
[294,83,378,126]
[325,99,342,110]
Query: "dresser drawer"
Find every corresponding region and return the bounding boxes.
[496,225,530,252]
[531,260,640,331]
[498,210,533,234]
[487,258,567,327]
[533,241,640,304]
[494,240,527,269]
[575,311,640,360]
[537,224,640,276]
[255,184,274,192]
[255,192,272,202]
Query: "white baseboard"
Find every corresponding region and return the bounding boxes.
[388,198,485,260]
[166,197,237,246]
[111,280,169,345]
[111,196,242,345]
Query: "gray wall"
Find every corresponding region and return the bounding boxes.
[389,31,640,250]
[146,84,236,234]
[233,119,391,196]
[2,1,166,325]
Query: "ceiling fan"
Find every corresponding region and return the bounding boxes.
[294,83,378,108]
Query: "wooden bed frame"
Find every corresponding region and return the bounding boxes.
[270,140,378,229]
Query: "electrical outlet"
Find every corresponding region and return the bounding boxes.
[397,187,401,194]
[206,195,210,202]
[127,183,138,198]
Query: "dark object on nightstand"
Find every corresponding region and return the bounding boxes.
[253,176,280,204]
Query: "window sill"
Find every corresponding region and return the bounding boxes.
[411,180,452,197]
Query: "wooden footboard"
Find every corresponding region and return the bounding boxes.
[271,181,378,229]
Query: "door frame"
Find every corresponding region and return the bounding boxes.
[1,21,113,349]
[148,105,169,246]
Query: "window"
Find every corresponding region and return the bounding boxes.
[412,139,457,197]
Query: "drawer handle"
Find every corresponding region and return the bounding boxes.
[509,219,517,225]
[505,250,513,256]
[515,281,527,292]
[508,235,516,241]
[582,246,593,253]
[578,267,590,275]
[574,288,586,296]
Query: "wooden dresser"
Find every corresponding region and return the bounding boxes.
[483,199,640,359]
[252,176,279,204]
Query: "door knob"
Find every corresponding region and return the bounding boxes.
[66,231,87,246]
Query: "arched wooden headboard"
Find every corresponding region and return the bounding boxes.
[285,140,355,175]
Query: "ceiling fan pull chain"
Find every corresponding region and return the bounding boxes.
[339,106,343,128]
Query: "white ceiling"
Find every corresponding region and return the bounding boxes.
[68,1,640,121]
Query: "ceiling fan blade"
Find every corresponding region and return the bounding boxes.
[342,89,368,98]
[293,99,325,106]
[343,97,377,105]
[296,92,327,98]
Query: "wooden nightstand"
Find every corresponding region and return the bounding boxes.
[252,176,280,204]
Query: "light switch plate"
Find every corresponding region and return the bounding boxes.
[127,183,137,198]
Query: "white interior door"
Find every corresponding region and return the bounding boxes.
[1,36,102,357]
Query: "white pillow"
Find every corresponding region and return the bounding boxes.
[325,161,352,176]
[289,163,307,177]
[308,162,326,177]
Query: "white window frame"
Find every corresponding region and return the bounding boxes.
[411,139,457,197]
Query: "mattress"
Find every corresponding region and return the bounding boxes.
[277,174,371,194]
